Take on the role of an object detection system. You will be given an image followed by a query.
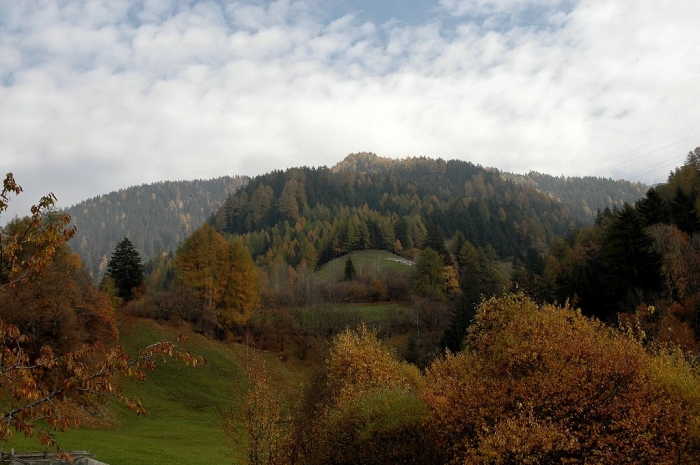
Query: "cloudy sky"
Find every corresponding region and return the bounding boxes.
[2,0,700,216]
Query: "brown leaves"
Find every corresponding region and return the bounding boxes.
[1,174,76,290]
[0,173,207,457]
[424,292,700,464]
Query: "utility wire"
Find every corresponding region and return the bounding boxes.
[626,154,686,180]
[589,132,700,177]
[581,121,700,174]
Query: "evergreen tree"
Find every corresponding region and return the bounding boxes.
[412,248,446,300]
[450,231,467,267]
[424,225,449,265]
[107,237,144,301]
[599,204,661,318]
[685,146,700,170]
[636,187,670,227]
[344,256,356,281]
[671,187,700,235]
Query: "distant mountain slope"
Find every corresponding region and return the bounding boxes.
[502,171,647,222]
[334,152,648,221]
[64,176,248,279]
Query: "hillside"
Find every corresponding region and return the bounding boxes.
[60,153,646,280]
[214,153,647,269]
[502,170,647,221]
[334,152,647,222]
[3,317,311,465]
[64,176,247,280]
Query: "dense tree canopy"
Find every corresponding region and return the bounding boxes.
[425,293,700,464]
[213,153,644,271]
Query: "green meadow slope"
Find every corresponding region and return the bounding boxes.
[3,319,310,465]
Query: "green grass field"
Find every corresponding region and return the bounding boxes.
[315,250,414,282]
[2,319,309,465]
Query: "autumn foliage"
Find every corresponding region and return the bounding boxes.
[425,293,700,464]
[174,223,260,337]
[287,324,433,465]
[276,293,700,464]
[0,173,205,457]
[0,246,118,356]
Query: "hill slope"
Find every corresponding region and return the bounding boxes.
[4,318,310,465]
[64,176,247,279]
[214,153,647,269]
[502,170,647,221]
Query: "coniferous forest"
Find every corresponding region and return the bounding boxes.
[2,149,700,464]
[64,176,248,279]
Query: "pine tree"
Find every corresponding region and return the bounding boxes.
[599,204,661,317]
[671,187,700,235]
[344,256,356,281]
[424,225,449,265]
[636,187,670,227]
[685,146,700,170]
[107,237,144,301]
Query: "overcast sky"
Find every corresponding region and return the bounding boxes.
[2,0,700,217]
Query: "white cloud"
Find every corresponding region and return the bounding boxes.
[2,0,700,218]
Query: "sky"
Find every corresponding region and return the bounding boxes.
[2,0,700,217]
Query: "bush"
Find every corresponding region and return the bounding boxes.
[424,293,700,464]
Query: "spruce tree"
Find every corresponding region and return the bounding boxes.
[671,187,700,235]
[344,256,356,281]
[107,237,144,301]
[598,204,661,318]
[424,225,450,265]
[636,187,670,227]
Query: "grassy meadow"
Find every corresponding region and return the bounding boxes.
[2,319,310,465]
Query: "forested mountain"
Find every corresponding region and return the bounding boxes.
[333,153,647,221]
[520,148,700,332]
[502,171,647,221]
[213,153,646,269]
[64,176,247,279]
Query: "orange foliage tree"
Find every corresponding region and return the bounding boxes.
[174,223,260,337]
[0,173,205,457]
[0,245,118,356]
[297,324,437,465]
[424,293,700,464]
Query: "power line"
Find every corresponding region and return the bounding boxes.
[626,154,686,181]
[589,132,700,177]
[581,121,700,174]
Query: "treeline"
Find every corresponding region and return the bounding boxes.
[214,153,587,269]
[64,176,247,280]
[516,148,700,351]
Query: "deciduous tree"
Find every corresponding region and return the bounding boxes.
[412,248,446,301]
[175,224,260,337]
[0,174,205,457]
[1,174,75,290]
[298,324,434,465]
[425,293,700,464]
